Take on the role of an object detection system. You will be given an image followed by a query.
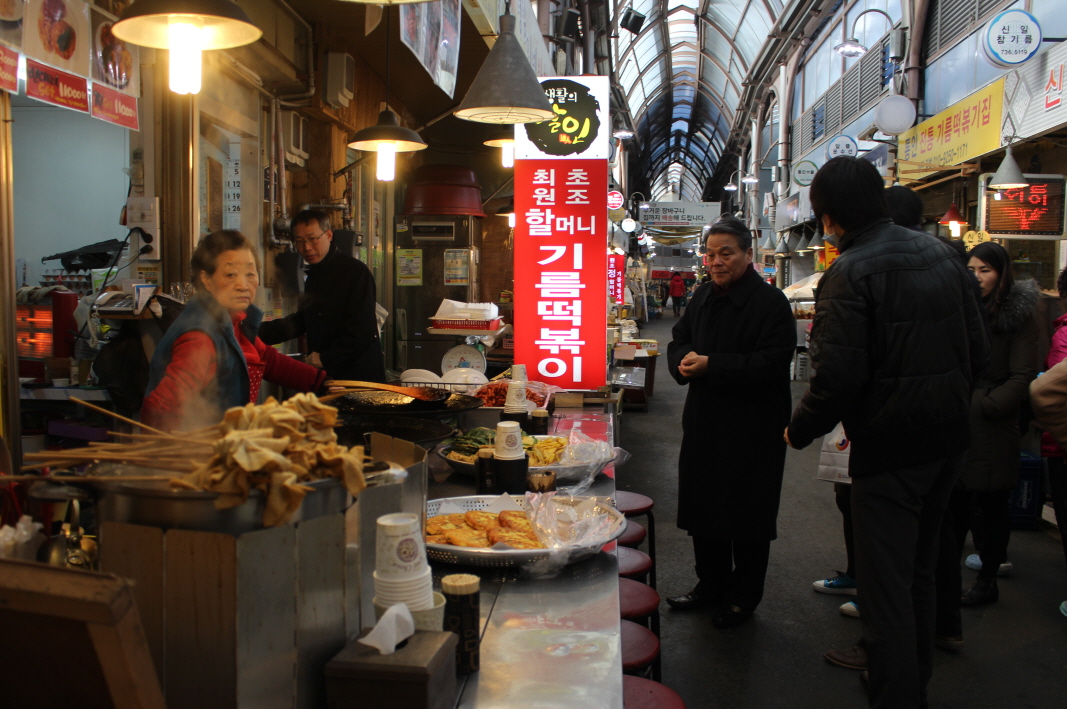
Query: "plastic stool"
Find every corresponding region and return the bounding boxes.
[622,675,686,709]
[617,546,652,583]
[618,519,647,548]
[616,491,656,588]
[621,619,661,681]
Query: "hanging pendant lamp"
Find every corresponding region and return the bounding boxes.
[112,0,262,95]
[938,203,967,226]
[988,146,1028,190]
[454,6,554,124]
[759,233,775,250]
[484,128,517,168]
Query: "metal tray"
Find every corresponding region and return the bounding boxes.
[332,389,484,417]
[425,494,625,568]
[434,437,589,482]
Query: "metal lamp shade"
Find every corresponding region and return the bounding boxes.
[482,127,516,148]
[348,110,428,152]
[988,146,1028,190]
[112,0,262,49]
[938,203,967,225]
[454,15,554,124]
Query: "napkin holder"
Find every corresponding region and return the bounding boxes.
[325,630,457,709]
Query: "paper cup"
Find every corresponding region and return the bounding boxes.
[374,592,446,631]
[510,364,527,382]
[51,378,70,388]
[375,513,427,578]
[494,421,525,459]
[503,380,527,412]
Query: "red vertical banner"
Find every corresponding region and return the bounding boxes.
[607,254,626,304]
[514,159,608,390]
[0,46,18,93]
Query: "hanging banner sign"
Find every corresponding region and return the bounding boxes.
[516,75,611,161]
[91,82,138,130]
[0,45,17,92]
[607,254,626,304]
[514,158,608,390]
[982,10,1041,68]
[642,201,720,228]
[25,59,89,112]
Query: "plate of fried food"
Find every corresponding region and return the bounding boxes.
[424,494,625,567]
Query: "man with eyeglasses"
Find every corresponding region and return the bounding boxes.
[259,209,386,382]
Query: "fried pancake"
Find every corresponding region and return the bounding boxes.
[445,528,491,548]
[426,515,463,535]
[488,527,545,549]
[498,510,536,535]
[465,510,501,531]
[425,534,449,545]
[445,513,469,527]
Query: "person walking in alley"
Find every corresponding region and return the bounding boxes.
[669,271,687,316]
[785,157,988,709]
[665,215,796,628]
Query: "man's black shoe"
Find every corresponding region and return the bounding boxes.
[961,577,998,606]
[665,591,710,611]
[711,605,753,629]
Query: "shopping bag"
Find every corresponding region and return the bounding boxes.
[665,296,673,307]
[817,423,851,484]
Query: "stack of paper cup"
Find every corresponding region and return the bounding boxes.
[373,513,434,611]
[510,364,527,382]
[494,421,525,459]
[503,380,527,413]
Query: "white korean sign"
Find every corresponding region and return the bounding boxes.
[642,202,721,228]
[983,10,1042,68]
[515,75,611,161]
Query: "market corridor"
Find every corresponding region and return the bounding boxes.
[614,315,1067,709]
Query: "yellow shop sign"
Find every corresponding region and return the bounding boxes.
[898,78,1005,180]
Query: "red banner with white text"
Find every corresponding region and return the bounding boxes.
[25,59,89,113]
[91,82,139,130]
[0,46,17,93]
[608,254,626,304]
[514,159,607,390]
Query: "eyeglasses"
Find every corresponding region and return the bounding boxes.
[293,232,325,248]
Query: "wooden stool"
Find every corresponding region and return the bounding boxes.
[616,491,656,588]
[621,620,661,681]
[618,519,647,548]
[617,547,652,584]
[622,675,686,709]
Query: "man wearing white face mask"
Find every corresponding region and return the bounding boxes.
[784,157,988,709]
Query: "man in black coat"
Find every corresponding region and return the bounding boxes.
[259,210,386,383]
[665,215,796,629]
[786,158,988,709]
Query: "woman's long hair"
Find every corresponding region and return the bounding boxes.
[969,241,1013,321]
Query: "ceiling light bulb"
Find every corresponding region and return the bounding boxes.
[834,37,868,58]
[949,222,962,237]
[168,19,204,94]
[613,128,635,139]
[639,202,650,210]
[376,143,397,181]
[500,141,515,168]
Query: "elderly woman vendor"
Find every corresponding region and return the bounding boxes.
[142,230,327,432]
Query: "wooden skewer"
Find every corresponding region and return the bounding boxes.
[68,397,177,438]
[110,431,215,445]
[3,474,181,483]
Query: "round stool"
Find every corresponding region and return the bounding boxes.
[619,578,659,621]
[622,675,686,709]
[618,519,647,548]
[621,620,660,678]
[616,491,656,588]
[617,546,652,583]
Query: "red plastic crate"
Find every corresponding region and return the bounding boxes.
[429,318,503,330]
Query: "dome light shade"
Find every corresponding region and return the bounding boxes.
[613,128,635,139]
[348,110,428,153]
[834,37,867,58]
[741,173,759,185]
[938,203,967,226]
[112,0,262,49]
[454,14,554,124]
[988,146,1028,190]
[723,182,738,192]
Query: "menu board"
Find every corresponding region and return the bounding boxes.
[985,176,1066,237]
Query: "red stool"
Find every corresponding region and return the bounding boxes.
[617,546,652,584]
[622,675,686,708]
[621,619,661,681]
[618,519,647,548]
[616,491,656,588]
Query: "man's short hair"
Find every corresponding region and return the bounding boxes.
[706,214,752,251]
[290,209,331,235]
[810,157,889,232]
[885,185,924,230]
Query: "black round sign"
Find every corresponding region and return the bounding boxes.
[524,79,602,156]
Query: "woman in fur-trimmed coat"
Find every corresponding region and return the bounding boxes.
[936,242,1039,637]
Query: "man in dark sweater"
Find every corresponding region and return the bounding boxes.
[258,210,386,382]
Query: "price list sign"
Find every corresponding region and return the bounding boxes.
[224,158,242,230]
[985,176,1066,237]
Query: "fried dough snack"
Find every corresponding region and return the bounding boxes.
[464,510,501,531]
[445,528,490,548]
[427,509,544,549]
[488,528,545,549]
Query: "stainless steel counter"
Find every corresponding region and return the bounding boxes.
[430,411,623,709]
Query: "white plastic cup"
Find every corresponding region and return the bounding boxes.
[375,513,427,579]
[503,380,527,413]
[374,567,434,610]
[495,420,525,459]
[510,364,527,382]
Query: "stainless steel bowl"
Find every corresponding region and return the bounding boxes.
[91,463,350,535]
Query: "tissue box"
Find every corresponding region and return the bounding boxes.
[325,630,458,709]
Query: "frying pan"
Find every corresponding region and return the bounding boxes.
[335,415,455,449]
[331,389,484,416]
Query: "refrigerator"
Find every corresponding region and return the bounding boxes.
[393,215,482,373]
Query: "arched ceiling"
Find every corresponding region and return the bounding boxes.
[613,0,785,201]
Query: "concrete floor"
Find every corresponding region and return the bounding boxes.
[616,313,1067,709]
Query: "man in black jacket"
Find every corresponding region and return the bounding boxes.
[785,158,988,709]
[259,210,386,382]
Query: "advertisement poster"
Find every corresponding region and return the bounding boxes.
[608,254,626,304]
[397,249,423,286]
[89,5,138,96]
[0,0,25,50]
[515,75,611,161]
[400,0,460,98]
[25,58,88,111]
[0,43,17,91]
[90,81,137,129]
[24,0,90,78]
[513,158,608,390]
[443,248,469,285]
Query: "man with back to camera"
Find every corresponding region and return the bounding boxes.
[785,157,988,708]
[665,214,796,628]
[258,209,386,383]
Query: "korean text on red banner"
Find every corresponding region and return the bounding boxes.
[25,59,89,113]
